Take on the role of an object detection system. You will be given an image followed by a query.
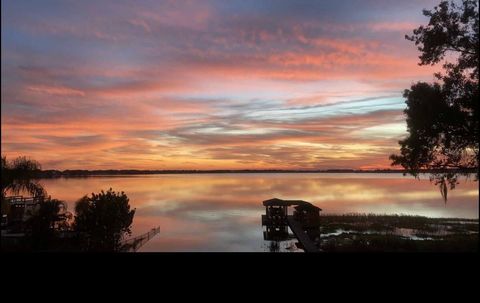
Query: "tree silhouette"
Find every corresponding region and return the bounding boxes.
[1,156,46,198]
[73,188,135,251]
[390,0,479,201]
[1,156,47,215]
[25,198,72,250]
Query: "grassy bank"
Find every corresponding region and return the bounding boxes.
[316,214,478,252]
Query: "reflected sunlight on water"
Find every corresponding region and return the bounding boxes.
[38,173,478,251]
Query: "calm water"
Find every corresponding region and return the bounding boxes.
[38,173,478,252]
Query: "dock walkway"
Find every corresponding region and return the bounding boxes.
[120,226,160,252]
[286,216,319,252]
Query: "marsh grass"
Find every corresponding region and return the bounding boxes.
[317,214,478,252]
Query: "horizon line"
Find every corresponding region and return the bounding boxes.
[36,167,478,174]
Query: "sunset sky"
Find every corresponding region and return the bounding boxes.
[1,0,441,170]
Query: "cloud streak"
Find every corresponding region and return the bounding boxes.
[1,0,439,169]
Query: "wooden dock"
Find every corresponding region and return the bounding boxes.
[262,198,321,252]
[120,226,160,252]
[287,216,320,252]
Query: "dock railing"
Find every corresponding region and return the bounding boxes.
[120,226,160,252]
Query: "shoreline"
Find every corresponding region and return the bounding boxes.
[34,168,478,178]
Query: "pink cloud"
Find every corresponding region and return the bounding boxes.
[26,85,86,97]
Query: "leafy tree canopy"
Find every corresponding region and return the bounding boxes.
[74,188,135,251]
[390,0,479,201]
[1,155,46,200]
[25,198,72,250]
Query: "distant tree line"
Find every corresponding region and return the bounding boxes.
[26,168,479,178]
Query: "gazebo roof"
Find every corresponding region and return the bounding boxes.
[262,197,315,207]
[294,203,322,211]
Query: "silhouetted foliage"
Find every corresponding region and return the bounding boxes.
[390,0,479,201]
[25,198,72,250]
[1,156,46,200]
[1,156,46,216]
[74,188,135,251]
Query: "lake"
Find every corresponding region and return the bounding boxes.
[38,173,478,252]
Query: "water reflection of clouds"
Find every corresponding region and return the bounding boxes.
[138,211,261,252]
[39,174,478,251]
